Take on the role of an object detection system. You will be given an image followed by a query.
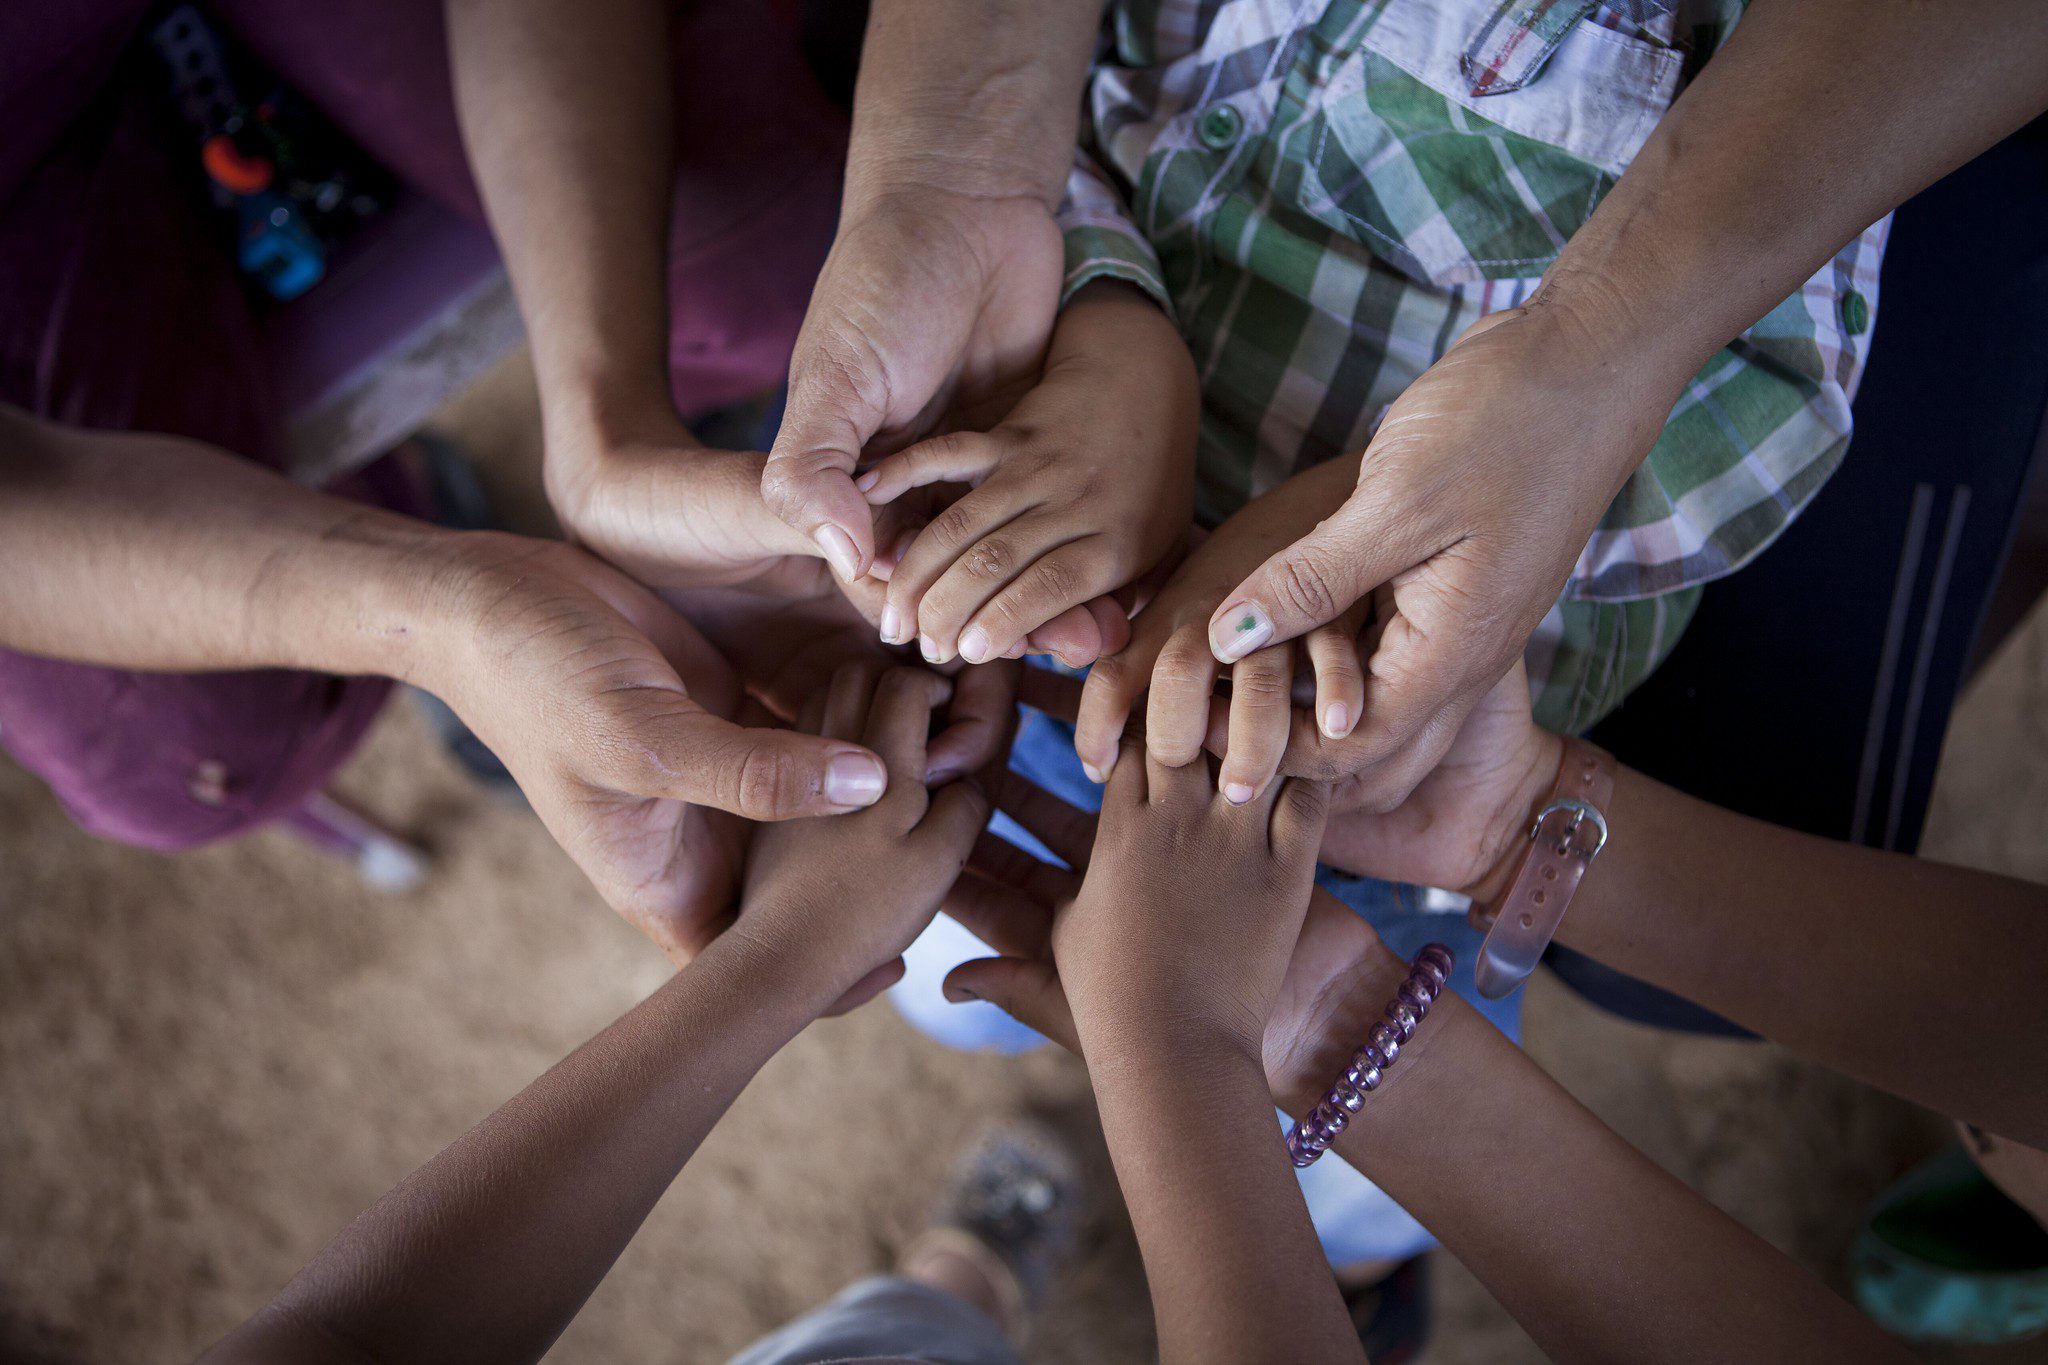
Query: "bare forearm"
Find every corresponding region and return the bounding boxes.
[1544,0,2048,387]
[1087,1025,1359,1362]
[846,0,1104,212]
[1317,997,1908,1365]
[1557,766,2048,1147]
[0,407,440,680]
[205,934,830,1365]
[446,0,676,438]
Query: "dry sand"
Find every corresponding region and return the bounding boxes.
[3,353,2045,1364]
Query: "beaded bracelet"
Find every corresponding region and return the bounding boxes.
[1284,944,1453,1168]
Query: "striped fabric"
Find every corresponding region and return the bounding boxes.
[1058,0,1890,733]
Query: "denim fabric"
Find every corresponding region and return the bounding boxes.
[726,1276,1019,1365]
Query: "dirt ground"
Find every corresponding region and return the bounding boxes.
[4,353,2046,1364]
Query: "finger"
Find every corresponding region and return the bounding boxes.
[914,779,993,860]
[911,519,1069,665]
[1104,734,1150,809]
[990,772,1098,870]
[926,659,1020,784]
[1218,642,1294,805]
[1075,641,1150,783]
[1268,777,1331,863]
[942,957,1080,1055]
[883,490,1029,654]
[855,430,1002,504]
[763,345,893,581]
[966,831,1081,910]
[1206,500,1428,663]
[946,868,1057,956]
[1021,602,1101,668]
[630,705,889,818]
[821,661,884,742]
[1304,619,1367,742]
[957,538,1124,666]
[821,958,906,1016]
[1143,737,1211,809]
[862,667,956,781]
[1145,621,1220,767]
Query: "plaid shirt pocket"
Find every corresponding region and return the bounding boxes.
[1297,0,1682,286]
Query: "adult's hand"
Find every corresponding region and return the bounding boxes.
[763,184,1064,581]
[1199,304,1670,808]
[413,532,891,963]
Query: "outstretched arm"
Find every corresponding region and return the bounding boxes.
[204,663,989,1364]
[1316,668,2048,1150]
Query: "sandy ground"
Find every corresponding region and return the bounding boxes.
[4,353,2047,1364]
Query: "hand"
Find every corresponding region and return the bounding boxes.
[1197,302,1672,809]
[414,533,893,963]
[942,774,1411,1115]
[1317,662,1562,905]
[738,662,994,1005]
[1075,456,1373,801]
[761,185,1063,581]
[544,408,862,600]
[859,279,1196,668]
[946,740,1329,1058]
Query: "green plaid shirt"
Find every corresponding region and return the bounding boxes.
[1059,0,1889,733]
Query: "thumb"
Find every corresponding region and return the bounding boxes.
[763,346,887,581]
[631,705,890,820]
[942,957,1080,1054]
[1206,502,1420,664]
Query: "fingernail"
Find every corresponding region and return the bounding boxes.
[959,627,992,664]
[825,753,886,807]
[855,469,880,493]
[1007,641,1031,660]
[926,764,960,786]
[879,604,906,644]
[1081,762,1104,784]
[1322,702,1352,739]
[943,983,979,1004]
[1212,601,1274,663]
[814,524,861,582]
[919,635,941,664]
[1223,781,1255,805]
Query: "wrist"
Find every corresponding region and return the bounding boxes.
[1463,731,1569,906]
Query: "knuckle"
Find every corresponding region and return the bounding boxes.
[1272,549,1346,622]
[732,745,802,820]
[1230,665,1292,704]
[1281,780,1328,826]
[929,504,982,551]
[963,537,1015,582]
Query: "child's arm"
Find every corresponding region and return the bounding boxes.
[1319,665,2048,1150]
[951,746,1363,1360]
[945,780,1913,1365]
[861,279,1198,668]
[201,664,988,1365]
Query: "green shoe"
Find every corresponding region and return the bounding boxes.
[1853,1144,2048,1345]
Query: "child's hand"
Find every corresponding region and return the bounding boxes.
[942,771,1412,1113]
[858,280,1197,668]
[736,663,993,1008]
[1075,455,1370,803]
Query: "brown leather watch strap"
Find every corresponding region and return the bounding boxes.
[1469,736,1615,999]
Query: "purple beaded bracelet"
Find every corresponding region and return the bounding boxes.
[1284,943,1454,1168]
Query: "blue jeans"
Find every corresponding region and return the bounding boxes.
[890,698,1525,1266]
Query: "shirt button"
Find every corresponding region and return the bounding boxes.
[1197,104,1243,150]
[1840,289,1870,336]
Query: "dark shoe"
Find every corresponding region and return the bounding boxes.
[1853,1144,2048,1345]
[904,1119,1085,1332]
